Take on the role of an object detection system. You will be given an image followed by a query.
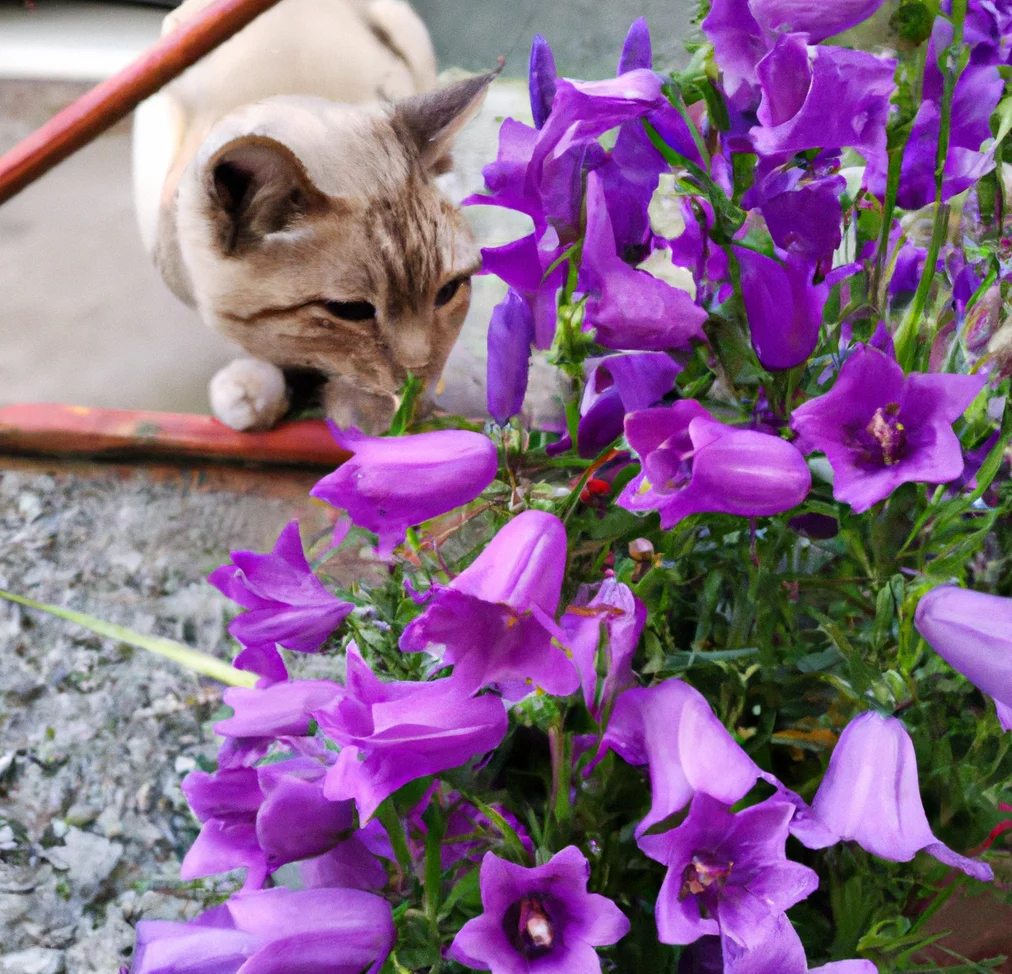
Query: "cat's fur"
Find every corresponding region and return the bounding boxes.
[133,0,495,431]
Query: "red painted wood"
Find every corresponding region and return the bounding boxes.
[0,404,349,467]
[0,0,284,206]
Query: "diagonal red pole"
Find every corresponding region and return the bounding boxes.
[0,0,284,207]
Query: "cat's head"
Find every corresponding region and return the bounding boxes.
[175,72,497,428]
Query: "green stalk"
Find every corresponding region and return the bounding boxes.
[0,589,256,687]
[896,0,969,369]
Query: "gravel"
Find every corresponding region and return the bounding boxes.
[0,462,345,968]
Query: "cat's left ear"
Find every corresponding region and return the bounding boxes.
[393,64,503,172]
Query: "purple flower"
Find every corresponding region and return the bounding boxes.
[618,402,812,529]
[580,173,709,352]
[448,846,629,974]
[130,886,394,974]
[807,712,993,881]
[561,577,646,717]
[529,35,557,130]
[618,17,653,73]
[734,248,831,371]
[548,352,681,458]
[180,755,386,892]
[487,288,536,425]
[703,0,888,107]
[639,793,819,950]
[216,679,343,739]
[750,35,896,173]
[481,235,564,350]
[208,521,353,682]
[600,679,763,835]
[790,344,986,513]
[743,168,845,265]
[311,426,498,557]
[750,0,888,40]
[315,648,508,820]
[915,586,1012,731]
[400,510,579,698]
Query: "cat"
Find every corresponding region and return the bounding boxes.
[132,0,496,432]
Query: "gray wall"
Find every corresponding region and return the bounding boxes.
[412,0,701,78]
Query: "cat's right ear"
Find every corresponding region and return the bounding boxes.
[394,63,503,173]
[203,136,323,253]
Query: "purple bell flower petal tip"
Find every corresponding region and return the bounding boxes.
[790,344,986,513]
[448,846,629,974]
[311,426,499,558]
[619,401,811,529]
[528,34,557,130]
[915,585,1012,731]
[400,510,580,698]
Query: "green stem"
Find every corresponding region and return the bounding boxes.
[0,588,256,687]
[896,1,968,369]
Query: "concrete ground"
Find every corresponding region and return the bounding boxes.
[0,0,696,423]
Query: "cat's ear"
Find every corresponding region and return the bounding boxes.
[203,136,323,252]
[394,64,502,172]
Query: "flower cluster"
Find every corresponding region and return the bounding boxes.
[126,4,1012,973]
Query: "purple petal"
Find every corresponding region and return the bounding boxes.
[529,35,557,130]
[487,289,536,425]
[751,0,888,42]
[618,17,653,73]
[915,586,1012,724]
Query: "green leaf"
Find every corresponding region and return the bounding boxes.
[0,589,256,687]
[464,796,531,865]
[387,372,425,436]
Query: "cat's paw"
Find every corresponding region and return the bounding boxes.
[209,359,289,431]
[323,377,398,434]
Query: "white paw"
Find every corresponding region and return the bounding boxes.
[209,359,289,431]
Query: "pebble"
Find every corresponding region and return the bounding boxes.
[0,948,65,974]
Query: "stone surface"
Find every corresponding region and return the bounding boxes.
[0,461,357,957]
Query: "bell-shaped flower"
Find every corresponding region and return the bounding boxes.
[311,426,498,558]
[750,35,896,173]
[790,344,985,513]
[734,248,830,371]
[548,352,681,458]
[561,577,646,717]
[528,34,557,130]
[208,520,354,682]
[180,755,386,892]
[750,0,887,40]
[448,847,629,974]
[580,172,708,352]
[639,793,819,950]
[742,167,845,265]
[315,649,508,821]
[400,510,580,698]
[915,585,1012,731]
[130,886,394,974]
[619,401,811,529]
[599,679,763,835]
[487,288,536,425]
[807,712,993,881]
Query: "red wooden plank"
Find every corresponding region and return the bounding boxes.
[0,404,349,467]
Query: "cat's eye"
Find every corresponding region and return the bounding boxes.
[434,276,470,308]
[324,300,376,321]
